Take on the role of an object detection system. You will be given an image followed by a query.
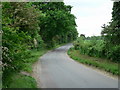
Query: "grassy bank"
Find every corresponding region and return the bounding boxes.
[68,48,119,75]
[4,49,48,88]
[22,49,48,73]
[7,73,37,88]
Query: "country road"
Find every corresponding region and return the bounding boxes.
[32,43,118,88]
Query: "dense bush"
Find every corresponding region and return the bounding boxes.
[73,36,120,62]
[106,45,120,62]
[2,17,32,87]
[2,2,44,87]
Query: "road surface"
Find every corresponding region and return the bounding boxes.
[32,43,118,88]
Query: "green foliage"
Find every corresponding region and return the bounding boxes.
[22,49,48,73]
[106,45,120,62]
[2,17,30,72]
[101,2,120,45]
[73,36,120,62]
[2,2,45,88]
[33,2,78,48]
[3,73,37,88]
[68,48,119,75]
[101,1,120,62]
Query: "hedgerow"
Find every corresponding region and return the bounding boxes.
[73,36,120,62]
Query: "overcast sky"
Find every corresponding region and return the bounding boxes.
[64,0,113,37]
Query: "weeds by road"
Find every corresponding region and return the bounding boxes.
[68,48,119,75]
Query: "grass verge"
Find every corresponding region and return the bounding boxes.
[68,48,119,75]
[22,49,48,73]
[5,49,48,88]
[8,73,37,88]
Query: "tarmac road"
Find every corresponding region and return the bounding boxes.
[33,43,118,88]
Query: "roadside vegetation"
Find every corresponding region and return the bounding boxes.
[3,49,47,88]
[2,2,78,88]
[68,1,120,76]
[68,48,118,75]
[4,73,37,88]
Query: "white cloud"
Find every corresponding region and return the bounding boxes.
[64,0,113,37]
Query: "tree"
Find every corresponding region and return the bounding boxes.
[33,2,78,47]
[101,1,120,45]
[101,1,120,62]
[2,2,45,87]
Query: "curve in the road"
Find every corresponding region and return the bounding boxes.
[32,43,118,88]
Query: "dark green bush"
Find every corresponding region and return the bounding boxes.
[107,45,120,62]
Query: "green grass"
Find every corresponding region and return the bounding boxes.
[4,49,48,88]
[22,49,48,73]
[8,73,37,88]
[68,48,119,75]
